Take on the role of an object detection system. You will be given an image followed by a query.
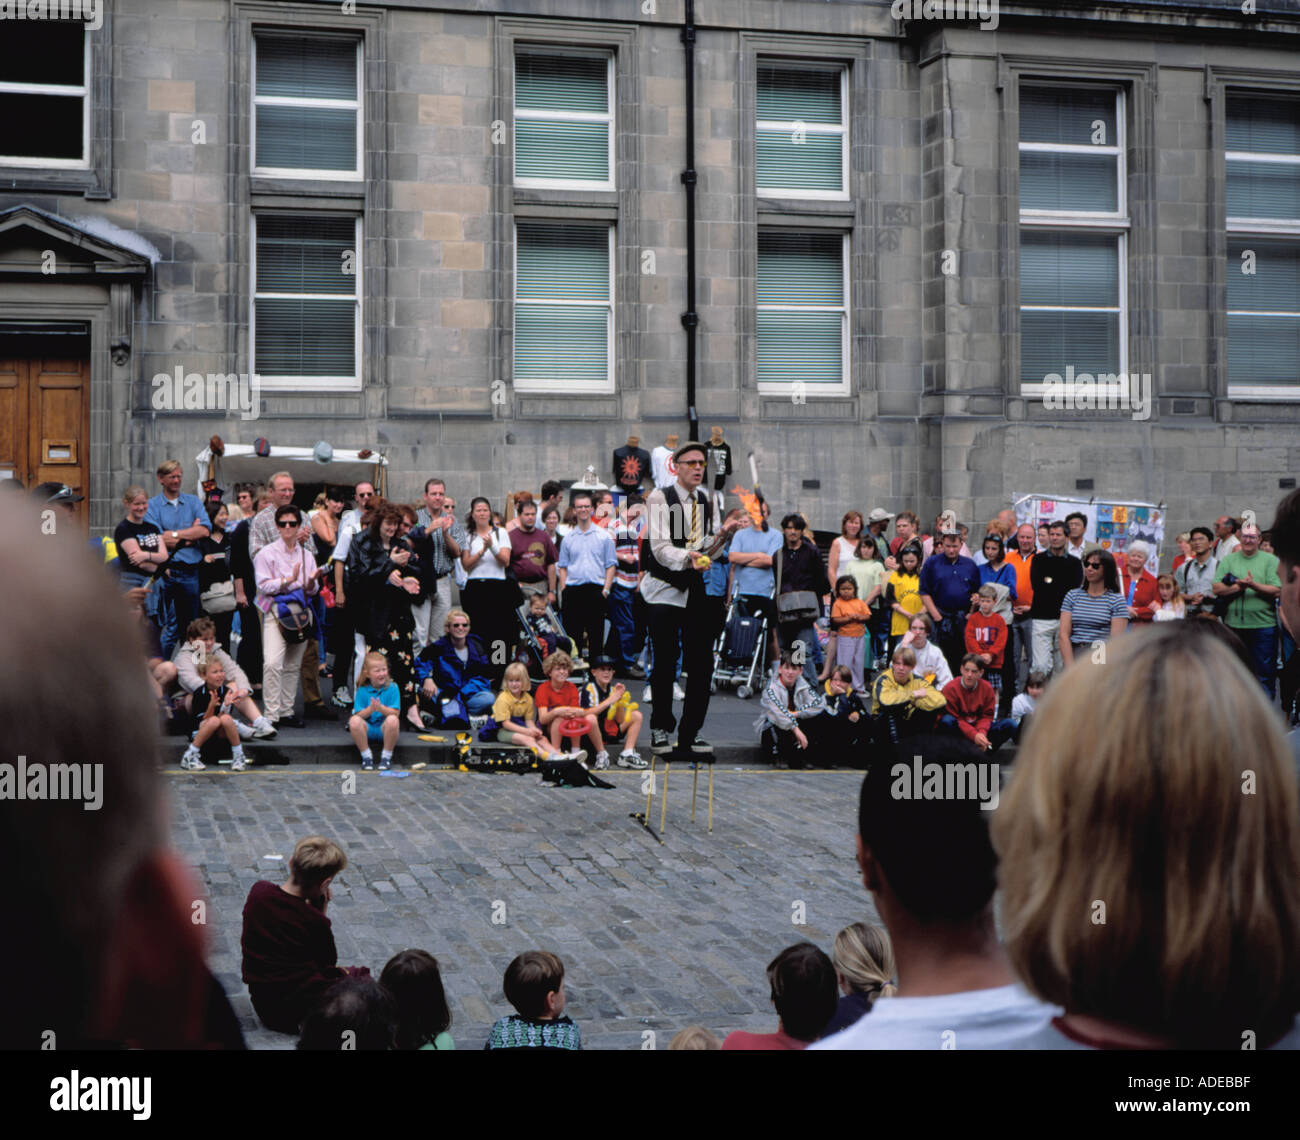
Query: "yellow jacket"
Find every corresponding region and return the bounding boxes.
[871,672,946,717]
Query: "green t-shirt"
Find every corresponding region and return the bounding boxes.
[1214,550,1281,629]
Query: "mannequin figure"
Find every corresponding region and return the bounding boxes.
[613,434,652,497]
[706,426,733,494]
[651,433,679,491]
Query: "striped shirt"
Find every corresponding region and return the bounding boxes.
[1060,588,1128,644]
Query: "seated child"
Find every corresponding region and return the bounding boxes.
[381,949,455,1051]
[757,651,831,769]
[525,592,573,660]
[532,652,590,766]
[1010,670,1045,743]
[241,836,370,1035]
[485,950,582,1050]
[870,646,946,744]
[494,661,569,761]
[180,658,250,772]
[297,976,397,1051]
[823,665,869,761]
[964,585,1009,693]
[581,654,648,770]
[823,922,897,1037]
[175,617,275,739]
[940,654,1017,753]
[722,943,838,1051]
[348,651,401,771]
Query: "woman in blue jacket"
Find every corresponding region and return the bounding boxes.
[410,608,496,728]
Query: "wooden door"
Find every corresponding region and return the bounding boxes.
[0,355,90,526]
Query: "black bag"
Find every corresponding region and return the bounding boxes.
[774,544,821,626]
[540,758,615,788]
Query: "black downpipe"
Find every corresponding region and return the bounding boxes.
[681,0,699,444]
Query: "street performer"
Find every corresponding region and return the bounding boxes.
[640,440,745,756]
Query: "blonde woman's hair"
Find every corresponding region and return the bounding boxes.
[668,1026,722,1050]
[993,625,1300,1046]
[312,492,327,511]
[357,651,388,688]
[444,609,470,635]
[121,485,148,506]
[502,661,530,691]
[289,836,347,891]
[832,923,897,1006]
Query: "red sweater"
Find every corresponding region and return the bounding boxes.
[1116,567,1159,622]
[965,612,1008,668]
[942,678,996,742]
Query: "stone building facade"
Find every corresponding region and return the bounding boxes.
[1,0,1298,541]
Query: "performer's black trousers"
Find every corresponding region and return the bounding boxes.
[561,583,607,663]
[647,584,716,744]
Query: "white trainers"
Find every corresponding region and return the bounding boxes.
[235,721,255,739]
[642,686,653,703]
[617,749,649,769]
[180,751,205,771]
[546,751,568,761]
[568,748,589,768]
[673,682,686,701]
[230,756,248,772]
[594,751,611,770]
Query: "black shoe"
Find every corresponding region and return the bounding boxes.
[625,664,646,680]
[305,702,336,721]
[651,729,672,755]
[684,738,714,755]
[276,715,305,729]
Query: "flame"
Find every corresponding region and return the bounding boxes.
[733,486,764,528]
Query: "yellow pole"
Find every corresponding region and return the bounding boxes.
[660,762,670,836]
[691,763,699,822]
[643,756,655,821]
[708,766,714,832]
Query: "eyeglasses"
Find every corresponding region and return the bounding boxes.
[678,459,706,468]
[1084,561,1103,569]
[276,520,299,528]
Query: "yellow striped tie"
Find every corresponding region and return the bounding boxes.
[690,497,701,547]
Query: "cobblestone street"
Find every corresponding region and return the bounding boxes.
[168,765,874,1050]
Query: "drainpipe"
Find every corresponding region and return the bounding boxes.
[681,0,699,444]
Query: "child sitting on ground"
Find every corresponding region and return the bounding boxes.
[532,652,590,766]
[348,651,401,771]
[964,584,1009,693]
[822,922,897,1036]
[381,949,455,1051]
[758,651,830,769]
[1010,670,1045,742]
[241,836,370,1035]
[870,646,946,744]
[180,658,250,772]
[486,950,582,1050]
[494,661,569,760]
[581,655,648,770]
[823,665,869,759]
[525,592,573,660]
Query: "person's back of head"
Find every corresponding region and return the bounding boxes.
[767,942,838,1042]
[297,977,397,1051]
[858,735,1000,925]
[832,922,898,1007]
[289,835,347,894]
[0,496,210,1048]
[381,948,452,1050]
[503,950,565,1019]
[668,1025,722,1050]
[994,623,1300,1047]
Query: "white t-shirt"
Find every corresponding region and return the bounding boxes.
[1010,691,1036,721]
[465,527,508,581]
[810,984,1060,1050]
[651,445,675,490]
[1012,1014,1300,1051]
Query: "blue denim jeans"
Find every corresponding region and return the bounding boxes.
[158,563,200,660]
[1230,624,1279,699]
[606,583,642,668]
[939,714,1018,752]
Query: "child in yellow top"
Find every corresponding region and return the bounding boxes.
[830,576,872,693]
[885,545,924,651]
[870,646,946,743]
[493,662,568,760]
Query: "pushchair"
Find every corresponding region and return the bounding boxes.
[711,592,771,699]
[513,598,589,687]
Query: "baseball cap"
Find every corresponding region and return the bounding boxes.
[31,482,83,505]
[589,655,618,669]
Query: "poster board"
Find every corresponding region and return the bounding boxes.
[1014,493,1165,574]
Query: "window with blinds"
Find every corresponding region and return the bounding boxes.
[756,62,847,199]
[253,33,362,178]
[513,222,614,393]
[756,230,849,394]
[0,22,88,168]
[1226,94,1300,395]
[1018,86,1127,392]
[514,51,614,189]
[252,214,361,387]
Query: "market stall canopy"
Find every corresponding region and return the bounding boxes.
[194,443,388,499]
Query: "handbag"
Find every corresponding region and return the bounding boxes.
[200,579,237,614]
[272,550,316,643]
[775,542,821,626]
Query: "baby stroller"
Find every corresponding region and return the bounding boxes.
[711,593,770,699]
[513,598,589,687]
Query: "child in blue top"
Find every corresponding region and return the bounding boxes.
[348,651,401,771]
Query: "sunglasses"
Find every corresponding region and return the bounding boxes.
[1084,561,1103,568]
[450,621,469,628]
[276,519,299,528]
[677,459,706,468]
